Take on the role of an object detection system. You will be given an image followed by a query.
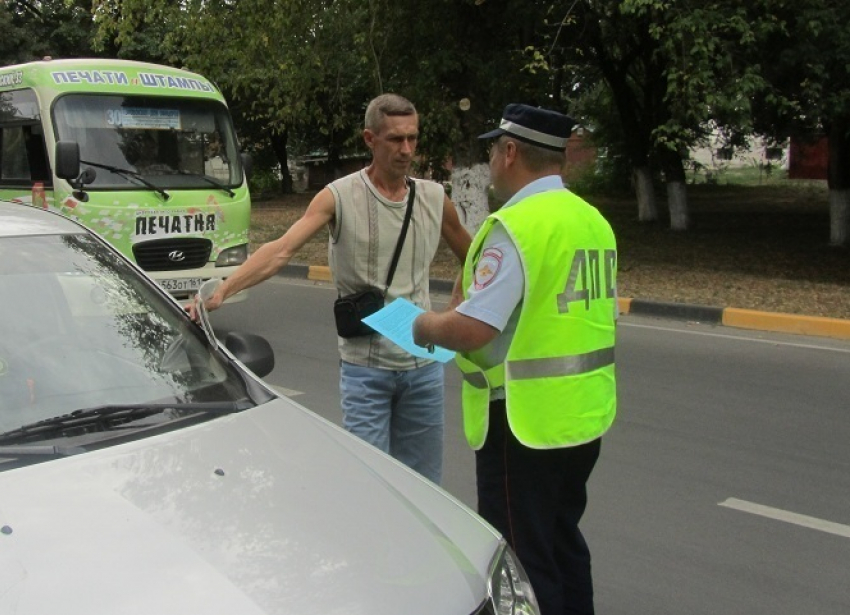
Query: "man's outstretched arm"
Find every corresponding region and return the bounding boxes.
[197,188,335,313]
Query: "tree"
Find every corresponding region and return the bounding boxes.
[567,1,666,223]
[2,0,101,64]
[636,1,768,231]
[81,0,849,249]
[539,1,768,231]
[384,0,556,233]
[93,0,380,192]
[750,0,850,246]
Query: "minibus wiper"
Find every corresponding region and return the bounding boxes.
[172,170,236,197]
[80,159,170,200]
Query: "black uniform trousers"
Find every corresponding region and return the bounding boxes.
[476,399,601,615]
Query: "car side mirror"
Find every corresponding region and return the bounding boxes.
[55,141,81,180]
[224,331,275,378]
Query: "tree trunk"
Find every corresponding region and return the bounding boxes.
[451,127,491,235]
[633,165,658,222]
[829,189,849,246]
[659,149,689,231]
[451,163,491,236]
[826,118,850,246]
[327,137,342,181]
[667,180,689,231]
[269,131,293,194]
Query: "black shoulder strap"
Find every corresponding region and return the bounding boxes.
[383,178,415,294]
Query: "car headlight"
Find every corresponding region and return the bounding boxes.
[479,541,539,615]
[215,244,248,267]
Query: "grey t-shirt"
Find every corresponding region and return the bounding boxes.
[328,170,445,370]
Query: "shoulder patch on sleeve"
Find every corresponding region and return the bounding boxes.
[474,247,504,290]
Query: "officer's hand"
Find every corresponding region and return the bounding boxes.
[412,314,427,347]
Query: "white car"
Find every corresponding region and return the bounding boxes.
[0,201,538,615]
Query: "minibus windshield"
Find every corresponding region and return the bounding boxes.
[52,94,242,190]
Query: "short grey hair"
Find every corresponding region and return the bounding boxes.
[364,94,417,132]
[498,136,566,172]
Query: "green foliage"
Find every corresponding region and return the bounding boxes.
[749,1,850,132]
[89,0,552,176]
[248,167,283,197]
[10,0,850,204]
[1,0,101,64]
[620,0,767,155]
[567,152,635,197]
[92,0,377,166]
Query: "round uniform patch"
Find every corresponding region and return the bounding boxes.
[474,248,504,290]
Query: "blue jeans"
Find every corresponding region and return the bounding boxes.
[339,361,444,484]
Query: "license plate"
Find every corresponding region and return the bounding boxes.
[159,277,203,292]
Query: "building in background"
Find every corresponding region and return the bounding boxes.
[787,135,828,180]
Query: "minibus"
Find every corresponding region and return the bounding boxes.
[0,58,251,299]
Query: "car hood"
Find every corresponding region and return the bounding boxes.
[0,399,500,614]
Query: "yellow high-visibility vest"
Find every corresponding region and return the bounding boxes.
[457,189,617,449]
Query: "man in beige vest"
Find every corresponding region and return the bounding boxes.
[197,94,471,484]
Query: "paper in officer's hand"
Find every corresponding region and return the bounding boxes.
[362,298,455,363]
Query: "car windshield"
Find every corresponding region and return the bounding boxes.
[52,94,242,189]
[0,231,258,443]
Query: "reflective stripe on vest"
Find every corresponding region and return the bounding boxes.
[463,346,614,386]
[462,371,488,389]
[508,346,614,380]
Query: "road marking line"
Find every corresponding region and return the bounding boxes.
[621,321,850,353]
[719,498,850,538]
[271,385,304,397]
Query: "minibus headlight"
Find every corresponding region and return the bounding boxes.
[216,244,248,267]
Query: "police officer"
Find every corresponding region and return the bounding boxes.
[413,103,618,615]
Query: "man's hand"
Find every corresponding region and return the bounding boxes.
[184,280,224,322]
[184,297,200,322]
[203,288,225,312]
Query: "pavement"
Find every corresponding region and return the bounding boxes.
[279,264,850,342]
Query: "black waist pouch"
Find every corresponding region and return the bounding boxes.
[333,287,384,338]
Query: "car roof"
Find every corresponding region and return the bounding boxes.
[0,200,85,238]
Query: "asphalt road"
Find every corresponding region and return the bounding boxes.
[210,275,850,615]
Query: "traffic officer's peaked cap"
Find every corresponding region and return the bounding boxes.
[479,103,575,151]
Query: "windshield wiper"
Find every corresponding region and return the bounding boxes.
[170,170,236,197]
[0,401,248,445]
[0,444,86,458]
[80,159,170,200]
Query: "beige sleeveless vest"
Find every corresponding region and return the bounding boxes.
[328,170,444,370]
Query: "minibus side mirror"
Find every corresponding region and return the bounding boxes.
[55,141,81,181]
[240,152,253,180]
